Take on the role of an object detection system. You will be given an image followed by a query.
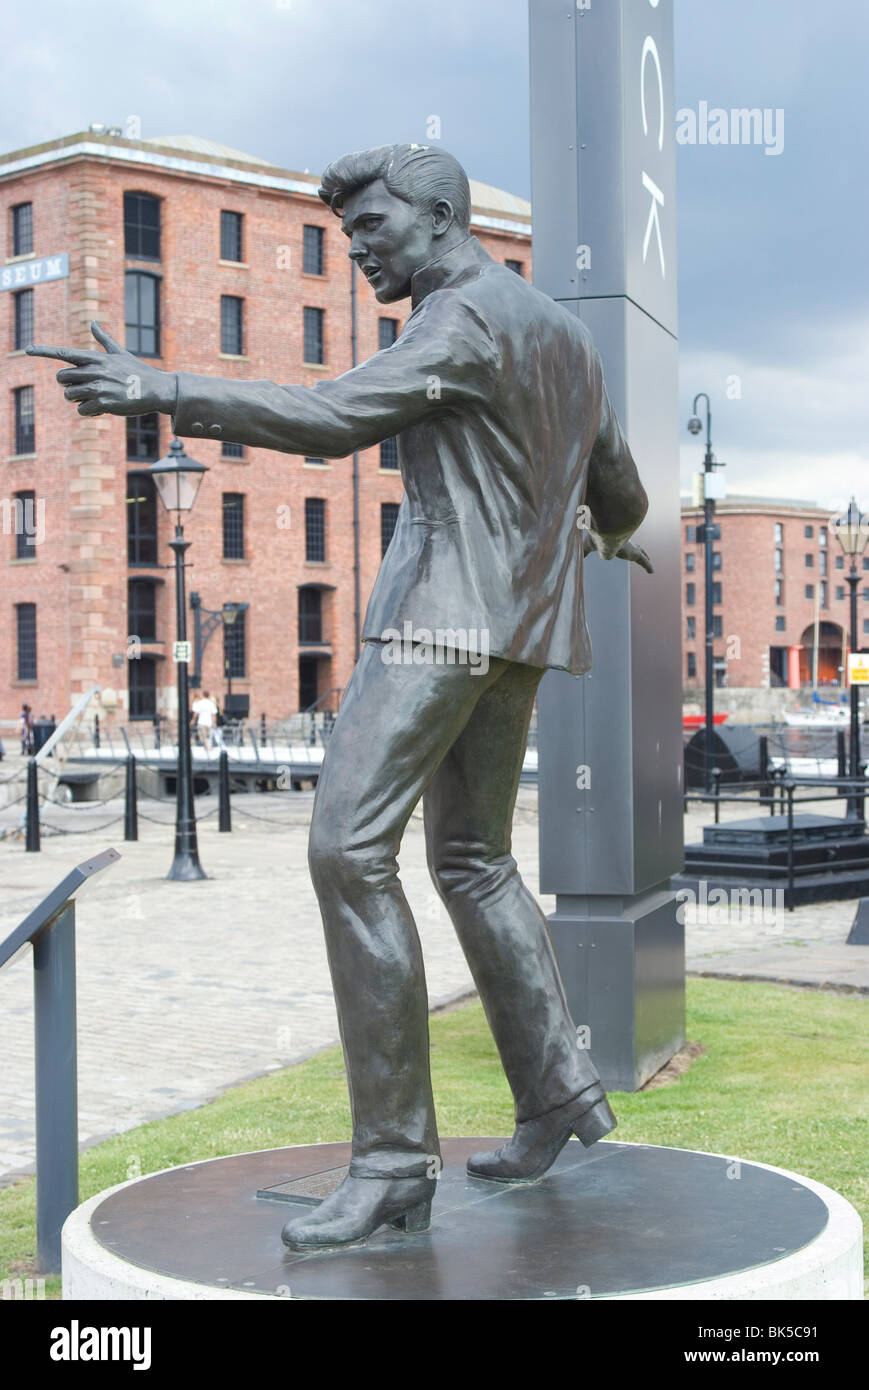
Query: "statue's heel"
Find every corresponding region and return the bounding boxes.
[389,1197,433,1233]
[573,1098,617,1148]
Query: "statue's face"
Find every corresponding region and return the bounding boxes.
[341,178,442,303]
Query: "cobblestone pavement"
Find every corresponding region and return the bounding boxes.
[0,772,866,1177]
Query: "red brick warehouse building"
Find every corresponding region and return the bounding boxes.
[680,493,869,692]
[0,130,532,723]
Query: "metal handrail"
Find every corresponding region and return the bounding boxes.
[0,848,120,1272]
[302,686,344,714]
[33,686,100,766]
[684,775,867,910]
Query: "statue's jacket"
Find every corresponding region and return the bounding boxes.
[171,236,646,675]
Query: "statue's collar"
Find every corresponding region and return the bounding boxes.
[410,236,491,308]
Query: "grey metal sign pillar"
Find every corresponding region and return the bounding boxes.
[530,0,684,1090]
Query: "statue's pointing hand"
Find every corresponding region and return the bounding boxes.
[27,321,173,416]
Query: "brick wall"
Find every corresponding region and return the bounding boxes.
[0,136,531,723]
[681,502,868,691]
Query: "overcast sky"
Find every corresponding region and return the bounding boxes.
[3,0,866,509]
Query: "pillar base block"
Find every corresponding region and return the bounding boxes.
[548,885,684,1092]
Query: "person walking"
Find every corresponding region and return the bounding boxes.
[19,703,34,756]
[190,690,218,751]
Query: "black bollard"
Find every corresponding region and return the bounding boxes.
[218,749,232,833]
[124,754,138,842]
[711,766,722,824]
[25,757,40,852]
[758,734,770,807]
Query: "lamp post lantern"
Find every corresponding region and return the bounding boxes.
[686,393,724,793]
[148,438,208,881]
[832,497,868,820]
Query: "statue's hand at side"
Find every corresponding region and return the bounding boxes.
[582,527,653,574]
[27,321,175,416]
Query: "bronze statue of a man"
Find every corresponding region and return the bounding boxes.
[30,143,651,1250]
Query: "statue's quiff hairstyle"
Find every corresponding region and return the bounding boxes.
[318,144,471,231]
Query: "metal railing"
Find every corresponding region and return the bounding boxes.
[0,848,120,1271]
[685,774,868,909]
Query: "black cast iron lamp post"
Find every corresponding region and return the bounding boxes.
[148,438,209,880]
[832,497,868,820]
[687,393,722,794]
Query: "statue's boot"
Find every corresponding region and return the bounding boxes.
[467,1086,616,1183]
[280,1175,433,1250]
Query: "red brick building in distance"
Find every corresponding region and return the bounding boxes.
[0,130,532,724]
[681,493,869,693]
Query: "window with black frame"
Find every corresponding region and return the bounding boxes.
[14,490,37,560]
[224,607,247,677]
[14,289,34,349]
[221,295,244,355]
[124,192,160,259]
[12,202,33,256]
[305,498,326,562]
[381,502,400,557]
[380,437,399,470]
[303,225,324,275]
[298,587,323,644]
[128,656,157,719]
[13,385,34,454]
[16,603,36,680]
[303,306,324,364]
[220,210,243,262]
[378,318,398,349]
[128,578,157,642]
[125,272,160,355]
[223,493,245,559]
[127,413,159,462]
[126,472,159,565]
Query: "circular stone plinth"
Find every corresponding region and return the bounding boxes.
[62,1140,863,1301]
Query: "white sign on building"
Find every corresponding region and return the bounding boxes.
[0,254,70,291]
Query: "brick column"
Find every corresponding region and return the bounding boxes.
[65,165,123,708]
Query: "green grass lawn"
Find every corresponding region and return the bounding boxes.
[2,977,867,1299]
